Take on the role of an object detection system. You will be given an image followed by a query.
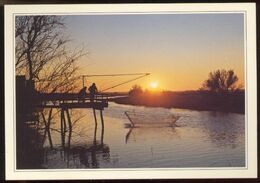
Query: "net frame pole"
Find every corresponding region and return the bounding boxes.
[82,76,84,88]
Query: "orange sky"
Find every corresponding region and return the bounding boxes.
[65,14,245,92]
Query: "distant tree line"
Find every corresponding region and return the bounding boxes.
[129,85,143,96]
[129,69,242,96]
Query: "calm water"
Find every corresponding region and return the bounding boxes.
[39,102,245,168]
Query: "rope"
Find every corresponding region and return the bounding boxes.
[35,73,151,91]
[100,73,150,92]
[82,73,150,77]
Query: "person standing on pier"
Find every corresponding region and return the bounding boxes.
[89,83,98,103]
[78,86,87,103]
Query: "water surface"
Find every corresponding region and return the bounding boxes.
[39,102,245,168]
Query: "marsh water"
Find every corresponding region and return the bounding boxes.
[39,102,245,168]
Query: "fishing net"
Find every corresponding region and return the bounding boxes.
[125,111,180,127]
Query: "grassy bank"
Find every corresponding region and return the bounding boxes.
[112,90,245,114]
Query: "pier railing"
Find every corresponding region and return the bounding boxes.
[38,93,109,110]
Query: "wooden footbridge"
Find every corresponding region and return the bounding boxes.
[38,93,109,110]
[36,92,109,149]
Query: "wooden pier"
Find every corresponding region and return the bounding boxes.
[35,93,109,150]
[15,75,135,164]
[38,93,109,110]
[41,100,108,110]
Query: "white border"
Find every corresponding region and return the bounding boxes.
[4,3,257,180]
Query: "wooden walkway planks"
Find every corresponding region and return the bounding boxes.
[60,102,108,110]
[39,101,108,110]
[37,93,109,110]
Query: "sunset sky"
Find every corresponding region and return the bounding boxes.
[64,13,244,92]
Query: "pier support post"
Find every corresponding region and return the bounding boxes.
[60,109,65,148]
[65,108,72,131]
[100,110,104,146]
[93,109,98,145]
[47,108,53,148]
[93,109,97,126]
[66,109,72,167]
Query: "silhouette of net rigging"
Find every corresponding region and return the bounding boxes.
[81,73,150,92]
[33,73,150,93]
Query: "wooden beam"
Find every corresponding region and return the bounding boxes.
[100,110,104,146]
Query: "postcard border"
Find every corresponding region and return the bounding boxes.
[5,3,257,180]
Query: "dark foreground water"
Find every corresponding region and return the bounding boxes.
[37,102,245,168]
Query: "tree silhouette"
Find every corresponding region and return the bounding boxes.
[15,16,86,93]
[202,69,239,92]
[129,85,143,96]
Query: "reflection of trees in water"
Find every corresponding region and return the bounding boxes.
[199,112,244,148]
[39,108,110,168]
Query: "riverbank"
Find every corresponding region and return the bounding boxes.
[111,91,245,114]
[16,120,44,169]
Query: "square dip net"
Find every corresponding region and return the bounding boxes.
[125,111,180,127]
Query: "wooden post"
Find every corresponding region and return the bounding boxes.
[65,108,72,130]
[93,126,97,145]
[93,109,97,145]
[63,111,67,133]
[47,108,53,148]
[100,110,104,146]
[60,109,65,148]
[93,109,97,126]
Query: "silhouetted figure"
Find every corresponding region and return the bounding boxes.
[78,86,87,103]
[89,83,98,103]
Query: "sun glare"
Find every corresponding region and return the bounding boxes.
[150,81,158,89]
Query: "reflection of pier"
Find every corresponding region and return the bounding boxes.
[41,97,110,168]
[43,114,110,168]
[38,92,108,148]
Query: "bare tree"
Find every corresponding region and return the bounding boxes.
[15,16,86,93]
[202,69,240,92]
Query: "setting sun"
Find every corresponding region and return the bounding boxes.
[150,81,158,89]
